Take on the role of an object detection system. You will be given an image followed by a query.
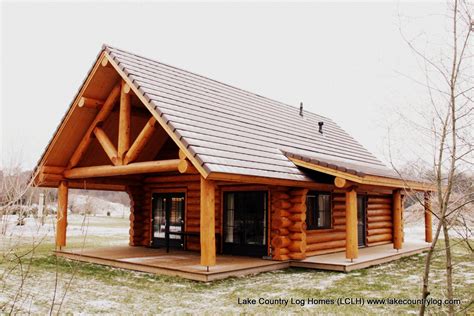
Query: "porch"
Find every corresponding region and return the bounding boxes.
[55,241,431,281]
[292,241,431,272]
[55,246,289,282]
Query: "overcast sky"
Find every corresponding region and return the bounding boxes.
[1,1,447,170]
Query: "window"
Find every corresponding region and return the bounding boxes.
[306,192,332,230]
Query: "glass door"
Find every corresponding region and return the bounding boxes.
[357,195,367,247]
[223,191,267,257]
[152,192,185,249]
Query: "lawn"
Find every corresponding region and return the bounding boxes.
[0,215,472,315]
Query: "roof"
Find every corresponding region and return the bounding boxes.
[104,45,396,182]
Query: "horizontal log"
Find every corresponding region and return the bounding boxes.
[273,200,291,209]
[306,239,346,251]
[272,217,292,229]
[307,231,346,244]
[288,240,306,253]
[334,217,346,225]
[367,197,391,204]
[288,232,305,241]
[332,196,345,202]
[64,160,181,179]
[367,209,392,216]
[272,192,290,200]
[187,218,200,227]
[333,210,345,218]
[289,195,305,203]
[273,209,291,218]
[277,228,290,236]
[367,228,392,236]
[367,215,392,223]
[288,252,306,260]
[306,247,346,257]
[333,224,346,231]
[288,222,306,232]
[368,221,392,229]
[272,247,289,256]
[367,203,392,210]
[288,213,306,222]
[178,159,198,174]
[367,240,391,247]
[271,236,291,248]
[272,254,290,261]
[367,234,392,243]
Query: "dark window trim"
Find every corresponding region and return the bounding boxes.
[306,191,333,230]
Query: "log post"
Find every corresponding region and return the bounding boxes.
[56,181,69,249]
[393,189,403,250]
[118,81,131,161]
[200,177,216,268]
[424,192,433,243]
[345,188,358,260]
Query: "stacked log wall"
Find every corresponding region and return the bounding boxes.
[306,193,346,256]
[127,185,150,246]
[366,195,393,246]
[128,175,220,251]
[270,187,308,260]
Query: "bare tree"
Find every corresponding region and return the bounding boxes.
[393,1,472,315]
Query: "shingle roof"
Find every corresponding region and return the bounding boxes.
[105,45,396,182]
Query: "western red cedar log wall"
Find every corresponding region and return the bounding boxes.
[126,177,221,250]
[304,193,395,256]
[270,187,309,260]
[128,182,399,258]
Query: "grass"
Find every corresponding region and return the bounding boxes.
[1,216,472,315]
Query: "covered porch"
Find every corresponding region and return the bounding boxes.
[55,246,289,282]
[292,241,431,272]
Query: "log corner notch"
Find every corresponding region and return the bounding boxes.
[393,189,403,250]
[56,181,69,249]
[200,177,216,268]
[345,187,358,261]
[424,191,433,243]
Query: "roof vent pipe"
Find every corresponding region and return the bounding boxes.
[318,121,324,134]
[299,102,303,116]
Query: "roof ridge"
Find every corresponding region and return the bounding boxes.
[102,44,335,123]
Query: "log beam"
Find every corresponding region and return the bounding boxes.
[393,189,403,249]
[56,181,68,249]
[93,127,120,165]
[200,177,216,267]
[118,81,131,160]
[68,83,121,168]
[424,192,433,243]
[178,159,198,174]
[345,188,358,260]
[334,177,347,188]
[79,97,104,109]
[64,159,180,179]
[123,117,157,165]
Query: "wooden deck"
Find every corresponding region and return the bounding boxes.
[292,241,431,272]
[56,246,289,282]
[56,241,431,281]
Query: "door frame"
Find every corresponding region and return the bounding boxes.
[150,188,187,249]
[222,189,269,257]
[357,194,367,247]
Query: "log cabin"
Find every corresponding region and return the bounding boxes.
[32,45,434,280]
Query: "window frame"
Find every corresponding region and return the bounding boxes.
[306,191,333,230]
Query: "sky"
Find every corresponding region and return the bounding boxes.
[0,1,448,170]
